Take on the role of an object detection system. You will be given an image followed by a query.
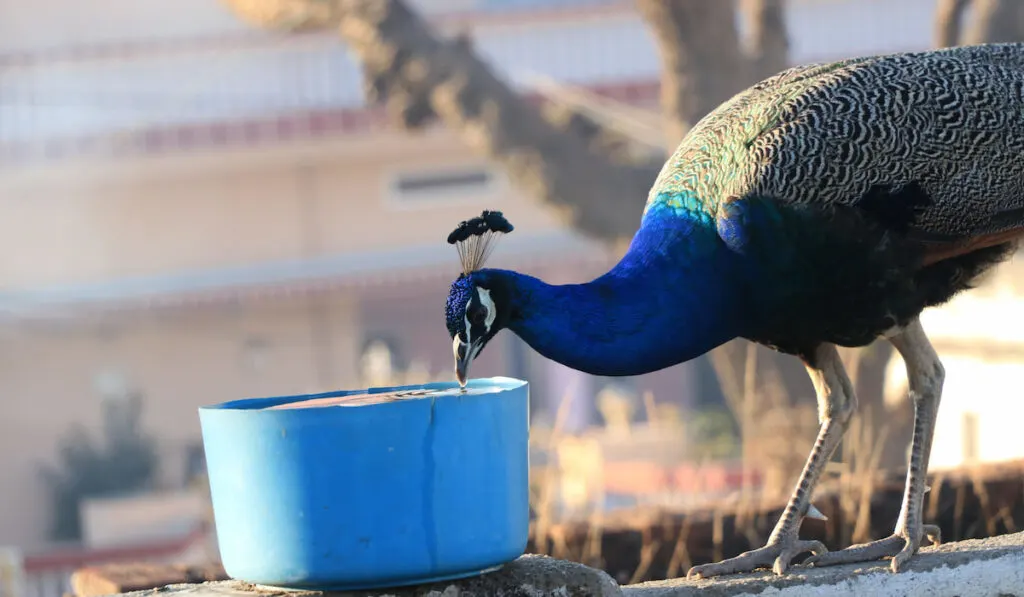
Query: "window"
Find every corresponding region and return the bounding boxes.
[395,169,491,195]
[387,165,502,207]
[479,0,612,10]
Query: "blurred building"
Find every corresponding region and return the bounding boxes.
[0,0,997,579]
[0,0,668,557]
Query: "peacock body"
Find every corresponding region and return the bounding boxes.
[444,43,1024,577]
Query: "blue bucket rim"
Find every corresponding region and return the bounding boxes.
[198,376,528,412]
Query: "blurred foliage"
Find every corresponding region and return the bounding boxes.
[39,392,159,541]
[686,405,740,460]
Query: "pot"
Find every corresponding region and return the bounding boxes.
[198,377,530,590]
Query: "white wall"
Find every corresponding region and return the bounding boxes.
[884,259,1024,471]
[80,490,209,549]
[0,0,247,53]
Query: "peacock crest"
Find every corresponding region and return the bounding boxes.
[444,210,514,339]
[446,209,515,275]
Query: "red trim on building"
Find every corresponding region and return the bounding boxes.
[22,524,208,572]
[0,79,659,166]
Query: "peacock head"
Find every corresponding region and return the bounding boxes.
[444,210,514,387]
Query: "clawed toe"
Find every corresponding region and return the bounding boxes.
[806,535,904,568]
[806,525,940,571]
[686,539,827,580]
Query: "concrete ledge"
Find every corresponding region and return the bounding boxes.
[106,532,1024,597]
[110,555,620,596]
[625,531,1024,597]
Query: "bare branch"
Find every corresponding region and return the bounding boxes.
[522,74,666,153]
[934,0,971,47]
[221,0,344,31]
[342,1,662,241]
[740,0,789,82]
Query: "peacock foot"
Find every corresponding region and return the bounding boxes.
[807,524,941,572]
[686,537,827,579]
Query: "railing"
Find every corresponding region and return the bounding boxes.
[0,39,365,145]
[0,2,651,149]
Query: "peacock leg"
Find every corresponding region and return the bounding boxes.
[687,343,854,579]
[808,318,942,572]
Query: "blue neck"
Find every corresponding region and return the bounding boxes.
[485,219,742,376]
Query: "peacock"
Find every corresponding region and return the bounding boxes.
[443,42,1024,578]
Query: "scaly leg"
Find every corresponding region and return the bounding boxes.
[808,318,942,572]
[687,343,855,579]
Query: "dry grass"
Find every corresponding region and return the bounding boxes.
[525,342,1024,583]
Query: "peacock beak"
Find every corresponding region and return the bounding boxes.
[455,357,469,388]
[453,335,470,388]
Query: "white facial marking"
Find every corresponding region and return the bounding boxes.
[464,287,498,346]
[478,287,497,331]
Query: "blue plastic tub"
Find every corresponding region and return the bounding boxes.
[198,377,530,590]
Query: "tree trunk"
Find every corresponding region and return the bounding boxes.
[635,0,789,145]
[740,0,790,82]
[935,0,1024,47]
[635,0,745,143]
[934,0,971,47]
[964,0,1024,43]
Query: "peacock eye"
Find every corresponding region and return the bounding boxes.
[470,307,487,326]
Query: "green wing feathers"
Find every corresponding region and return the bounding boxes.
[645,43,1024,249]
